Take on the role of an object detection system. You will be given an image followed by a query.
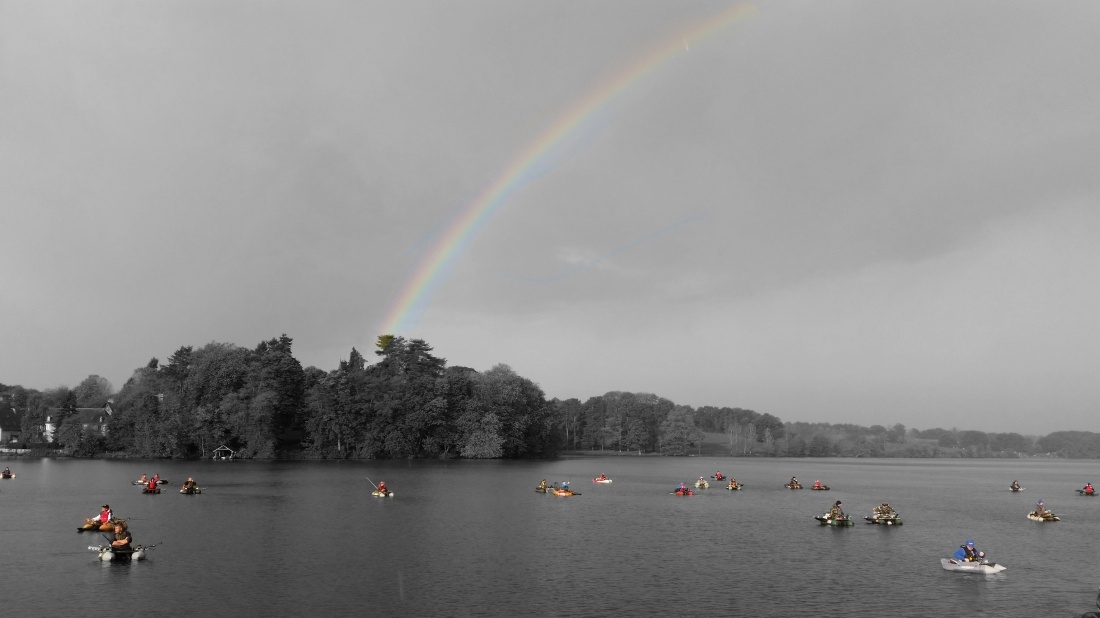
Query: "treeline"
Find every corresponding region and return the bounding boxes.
[1,333,1098,459]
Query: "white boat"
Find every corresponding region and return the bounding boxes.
[592,478,612,484]
[940,558,1006,574]
[372,490,394,497]
[91,545,149,562]
[1027,512,1060,522]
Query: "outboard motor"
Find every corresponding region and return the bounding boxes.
[1079,587,1100,618]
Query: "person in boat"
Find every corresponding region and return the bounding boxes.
[377,481,388,495]
[828,500,845,520]
[597,473,608,481]
[1010,480,1020,490]
[1085,483,1095,495]
[698,476,707,485]
[86,504,112,526]
[727,478,739,489]
[676,481,688,493]
[111,522,133,559]
[873,503,896,519]
[812,480,823,489]
[1033,500,1051,517]
[714,471,724,480]
[147,478,158,491]
[789,476,799,487]
[182,477,199,491]
[138,474,147,484]
[151,473,160,485]
[2,466,11,476]
[953,540,984,562]
[538,479,548,490]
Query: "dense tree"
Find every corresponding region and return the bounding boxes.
[658,405,701,455]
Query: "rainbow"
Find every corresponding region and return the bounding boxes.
[379,3,758,336]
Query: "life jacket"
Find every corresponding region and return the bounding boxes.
[100,509,112,522]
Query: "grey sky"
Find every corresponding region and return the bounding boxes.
[2,2,1097,434]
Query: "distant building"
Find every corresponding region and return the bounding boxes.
[0,407,22,444]
[44,402,113,442]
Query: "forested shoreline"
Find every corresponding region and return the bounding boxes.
[3,334,1099,459]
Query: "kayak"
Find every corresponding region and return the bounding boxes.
[811,485,830,491]
[672,489,694,496]
[725,483,744,490]
[1076,489,1097,496]
[694,480,709,489]
[865,516,903,525]
[1,473,14,479]
[535,486,551,493]
[551,488,577,496]
[92,544,149,562]
[940,558,1006,574]
[142,486,161,494]
[592,478,612,484]
[1010,486,1024,492]
[372,490,394,497]
[785,483,803,490]
[1027,512,1060,522]
[180,486,202,495]
[78,519,125,533]
[815,515,854,527]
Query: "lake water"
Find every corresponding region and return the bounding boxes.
[3,456,1099,617]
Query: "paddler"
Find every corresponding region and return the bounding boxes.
[597,473,607,481]
[1033,500,1050,517]
[953,540,984,562]
[182,477,199,491]
[86,504,112,526]
[377,481,388,495]
[1010,480,1020,490]
[538,479,548,490]
[828,500,845,520]
[111,523,133,560]
[813,479,823,489]
[789,476,799,487]
[138,474,147,484]
[1085,482,1095,495]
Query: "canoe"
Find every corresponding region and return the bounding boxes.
[785,483,802,490]
[1027,512,1060,522]
[142,486,161,494]
[551,488,577,496]
[1076,489,1097,496]
[940,558,1006,574]
[92,545,149,562]
[694,481,709,489]
[179,486,202,494]
[592,478,612,484]
[78,519,125,533]
[864,516,903,525]
[811,485,830,491]
[372,490,394,497]
[814,515,854,526]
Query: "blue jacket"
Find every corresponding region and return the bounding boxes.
[953,546,977,561]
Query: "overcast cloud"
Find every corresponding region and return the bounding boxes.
[2,1,1098,434]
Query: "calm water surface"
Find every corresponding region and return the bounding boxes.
[2,456,1098,617]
